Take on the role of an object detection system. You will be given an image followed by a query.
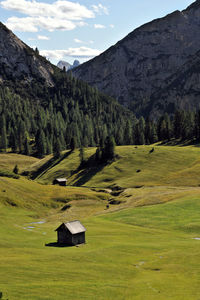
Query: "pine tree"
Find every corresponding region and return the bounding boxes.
[70,137,76,151]
[53,138,61,158]
[103,136,116,161]
[79,146,85,166]
[24,137,30,155]
[0,115,7,151]
[13,164,19,174]
[36,129,46,157]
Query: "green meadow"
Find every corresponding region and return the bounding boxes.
[1,146,200,299]
[31,145,200,188]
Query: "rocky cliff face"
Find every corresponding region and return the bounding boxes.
[0,22,54,86]
[72,0,200,117]
[148,49,200,118]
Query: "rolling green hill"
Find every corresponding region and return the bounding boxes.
[29,145,200,188]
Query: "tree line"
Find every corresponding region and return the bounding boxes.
[0,65,200,158]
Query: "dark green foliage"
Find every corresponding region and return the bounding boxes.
[79,146,85,166]
[13,164,19,174]
[0,115,7,151]
[96,136,116,162]
[0,59,199,156]
[53,138,61,158]
[70,137,76,151]
[24,137,30,156]
[0,169,19,179]
[0,65,137,155]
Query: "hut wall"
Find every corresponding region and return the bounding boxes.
[72,232,85,245]
[57,228,72,245]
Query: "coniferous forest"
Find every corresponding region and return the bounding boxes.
[0,67,137,157]
[1,70,200,158]
[0,43,200,157]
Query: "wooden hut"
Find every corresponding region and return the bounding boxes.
[55,220,86,245]
[53,178,67,186]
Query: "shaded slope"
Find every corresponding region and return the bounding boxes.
[72,0,200,117]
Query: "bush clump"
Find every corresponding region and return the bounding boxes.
[0,169,20,179]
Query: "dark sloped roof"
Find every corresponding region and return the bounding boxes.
[56,220,86,234]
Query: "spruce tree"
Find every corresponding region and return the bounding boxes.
[0,115,7,151]
[53,138,61,158]
[13,164,19,174]
[79,146,85,166]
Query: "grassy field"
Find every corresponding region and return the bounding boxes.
[1,146,200,299]
[0,153,39,173]
[0,193,200,299]
[30,145,200,188]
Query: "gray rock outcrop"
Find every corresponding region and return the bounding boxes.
[0,22,54,86]
[72,0,200,117]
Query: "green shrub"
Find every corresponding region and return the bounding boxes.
[0,169,20,179]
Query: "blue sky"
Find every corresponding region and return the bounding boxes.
[0,0,195,65]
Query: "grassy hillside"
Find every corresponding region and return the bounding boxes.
[31,145,200,188]
[0,176,110,219]
[0,153,38,172]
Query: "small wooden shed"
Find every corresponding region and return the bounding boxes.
[53,178,67,186]
[55,220,86,246]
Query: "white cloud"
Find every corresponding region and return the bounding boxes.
[110,24,115,29]
[74,38,83,44]
[40,47,101,60]
[92,4,109,15]
[94,24,106,29]
[1,0,95,32]
[37,35,50,40]
[74,38,94,45]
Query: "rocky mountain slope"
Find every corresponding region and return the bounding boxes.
[0,22,54,86]
[72,0,200,117]
[148,49,200,118]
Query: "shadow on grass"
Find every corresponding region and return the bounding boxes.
[45,242,73,248]
[72,154,110,186]
[157,138,198,147]
[30,150,73,180]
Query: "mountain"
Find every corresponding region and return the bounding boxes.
[0,22,54,86]
[57,60,71,71]
[72,0,200,117]
[147,49,200,118]
[57,60,80,71]
[0,22,135,156]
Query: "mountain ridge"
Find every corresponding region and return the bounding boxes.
[72,0,200,117]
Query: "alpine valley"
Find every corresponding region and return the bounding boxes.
[1,1,200,300]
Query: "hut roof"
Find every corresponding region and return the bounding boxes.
[55,178,67,182]
[55,220,86,234]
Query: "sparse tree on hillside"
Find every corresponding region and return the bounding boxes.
[13,164,19,174]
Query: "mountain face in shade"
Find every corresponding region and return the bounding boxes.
[0,22,54,86]
[72,0,200,117]
[57,60,80,71]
